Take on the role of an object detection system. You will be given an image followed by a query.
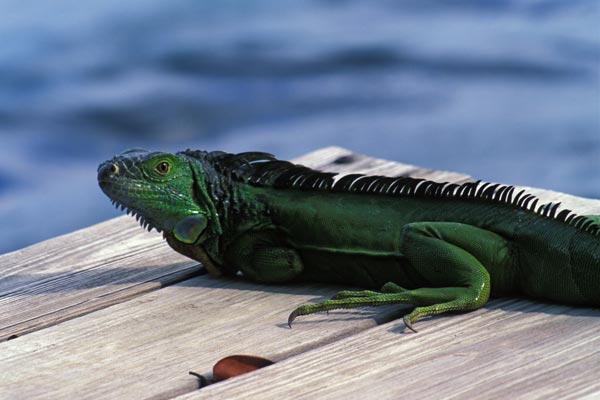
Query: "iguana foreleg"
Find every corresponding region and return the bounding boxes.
[289,222,512,332]
[225,232,305,283]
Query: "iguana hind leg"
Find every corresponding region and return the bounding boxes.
[290,222,512,332]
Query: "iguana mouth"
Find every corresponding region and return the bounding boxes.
[98,178,161,233]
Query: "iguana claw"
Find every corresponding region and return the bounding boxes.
[403,316,418,333]
[288,309,299,328]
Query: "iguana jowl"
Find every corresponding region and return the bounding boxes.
[98,149,600,331]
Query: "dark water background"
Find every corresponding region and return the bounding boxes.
[1,0,599,254]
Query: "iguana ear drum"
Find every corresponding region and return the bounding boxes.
[173,215,208,244]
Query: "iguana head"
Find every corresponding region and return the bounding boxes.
[98,149,215,244]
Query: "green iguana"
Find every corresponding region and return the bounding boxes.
[98,149,600,331]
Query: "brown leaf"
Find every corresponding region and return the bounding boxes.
[213,354,274,382]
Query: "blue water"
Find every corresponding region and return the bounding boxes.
[0,0,599,254]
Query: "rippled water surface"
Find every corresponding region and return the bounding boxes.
[0,0,599,253]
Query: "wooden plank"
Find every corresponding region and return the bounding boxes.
[0,217,201,341]
[179,299,600,400]
[0,275,407,399]
[298,146,471,182]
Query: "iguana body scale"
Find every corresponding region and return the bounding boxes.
[98,149,600,331]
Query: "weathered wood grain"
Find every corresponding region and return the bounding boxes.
[179,299,600,400]
[0,217,201,341]
[1,147,599,400]
[0,275,408,399]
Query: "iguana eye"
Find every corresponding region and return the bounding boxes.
[156,161,170,175]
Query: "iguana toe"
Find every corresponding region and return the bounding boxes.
[403,315,418,333]
[287,309,299,328]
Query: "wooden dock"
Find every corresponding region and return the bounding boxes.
[1,147,599,399]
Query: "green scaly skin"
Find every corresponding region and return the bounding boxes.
[98,149,600,332]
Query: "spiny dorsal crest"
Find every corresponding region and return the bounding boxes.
[182,150,600,237]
